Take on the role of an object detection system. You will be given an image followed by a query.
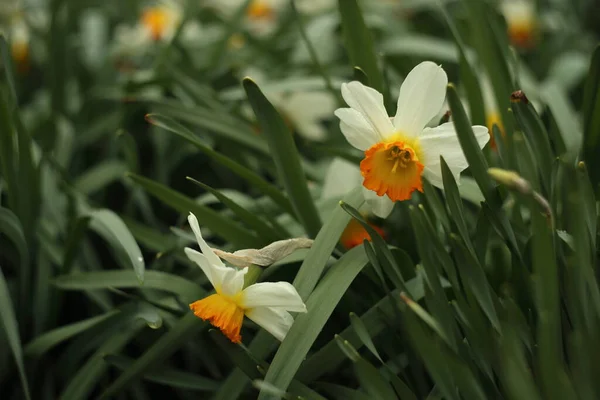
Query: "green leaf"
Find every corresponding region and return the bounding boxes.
[128,173,261,248]
[243,78,321,238]
[335,337,397,399]
[104,354,219,392]
[24,311,119,358]
[87,209,145,283]
[541,82,582,157]
[59,319,145,400]
[257,245,369,399]
[0,35,18,104]
[186,177,282,244]
[146,114,294,216]
[0,267,31,400]
[73,161,127,195]
[382,35,459,63]
[53,270,205,304]
[446,84,495,200]
[338,0,383,92]
[316,383,371,400]
[349,312,382,363]
[440,158,473,253]
[98,313,205,399]
[0,208,28,278]
[293,188,363,299]
[61,216,91,274]
[582,45,600,195]
[510,94,554,191]
[150,100,269,155]
[298,276,425,383]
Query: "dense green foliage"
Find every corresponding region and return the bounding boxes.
[1,0,599,399]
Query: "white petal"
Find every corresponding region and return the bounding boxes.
[241,282,307,312]
[363,187,395,218]
[184,247,230,289]
[419,123,490,188]
[219,267,247,297]
[335,108,380,150]
[393,61,448,136]
[340,81,394,138]
[245,307,294,341]
[187,213,224,267]
[322,158,363,200]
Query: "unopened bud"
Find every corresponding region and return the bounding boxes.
[488,168,531,194]
[510,90,529,104]
[213,238,314,268]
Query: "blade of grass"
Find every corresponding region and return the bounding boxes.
[146,114,294,215]
[257,246,369,399]
[104,354,219,392]
[53,270,205,304]
[338,0,384,92]
[243,79,321,237]
[0,267,31,400]
[186,177,283,244]
[128,173,261,248]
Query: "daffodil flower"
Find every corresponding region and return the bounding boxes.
[500,0,538,49]
[185,213,307,343]
[335,61,490,218]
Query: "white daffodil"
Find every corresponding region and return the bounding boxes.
[111,0,183,60]
[335,61,489,218]
[500,0,538,49]
[208,0,287,37]
[185,213,307,343]
[241,68,336,141]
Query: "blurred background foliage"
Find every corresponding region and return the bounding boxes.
[0,0,599,398]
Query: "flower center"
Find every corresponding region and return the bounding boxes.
[247,1,274,21]
[190,293,245,343]
[141,7,172,41]
[360,137,424,202]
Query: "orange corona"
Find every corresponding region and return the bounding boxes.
[360,138,424,201]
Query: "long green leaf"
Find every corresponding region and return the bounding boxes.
[24,311,119,358]
[146,114,294,215]
[243,79,322,237]
[338,0,384,92]
[0,267,31,400]
[53,270,205,303]
[582,45,600,195]
[128,173,261,248]
[258,245,369,399]
[105,354,220,392]
[87,209,145,282]
[186,177,282,244]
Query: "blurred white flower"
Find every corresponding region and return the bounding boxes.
[207,0,287,37]
[500,0,538,49]
[242,68,336,141]
[111,0,185,60]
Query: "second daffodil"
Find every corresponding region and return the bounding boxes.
[335,61,489,218]
[184,213,307,343]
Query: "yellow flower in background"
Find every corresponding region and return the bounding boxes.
[335,62,489,218]
[500,0,538,49]
[185,213,306,343]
